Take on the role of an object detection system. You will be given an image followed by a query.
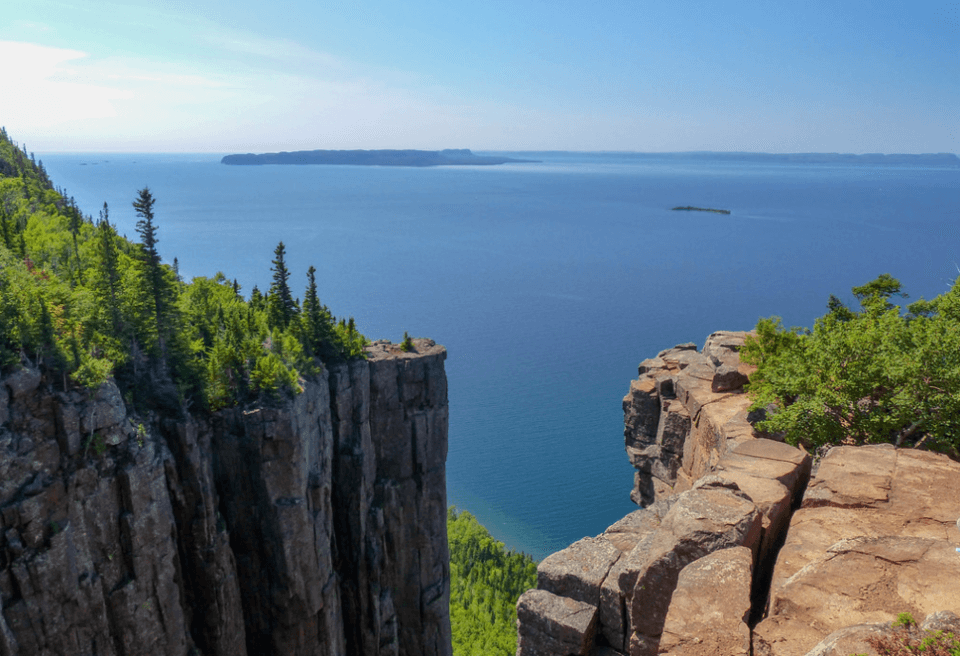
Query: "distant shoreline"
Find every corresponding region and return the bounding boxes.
[221,148,538,167]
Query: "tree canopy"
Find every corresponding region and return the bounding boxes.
[447,507,538,656]
[741,274,960,456]
[0,126,368,412]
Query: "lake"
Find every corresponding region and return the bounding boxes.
[39,150,960,559]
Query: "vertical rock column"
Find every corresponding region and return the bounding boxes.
[329,359,380,656]
[209,379,345,656]
[365,339,452,656]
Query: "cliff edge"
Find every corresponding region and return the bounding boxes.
[0,338,451,656]
[516,331,960,656]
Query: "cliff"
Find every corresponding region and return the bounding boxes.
[516,331,960,656]
[0,338,451,656]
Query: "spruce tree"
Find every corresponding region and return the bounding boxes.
[302,265,336,361]
[95,203,123,336]
[67,197,84,285]
[133,186,169,354]
[268,241,297,329]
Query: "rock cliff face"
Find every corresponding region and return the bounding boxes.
[0,338,451,656]
[516,331,960,656]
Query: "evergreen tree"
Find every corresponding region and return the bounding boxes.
[94,203,123,336]
[302,265,336,361]
[133,186,170,355]
[267,241,297,329]
[67,197,84,285]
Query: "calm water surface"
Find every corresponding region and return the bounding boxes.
[40,151,960,559]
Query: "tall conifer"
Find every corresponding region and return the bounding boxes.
[133,186,169,354]
[268,241,297,329]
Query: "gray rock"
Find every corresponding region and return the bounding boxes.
[711,364,750,392]
[516,589,598,656]
[0,340,452,656]
[537,536,621,606]
[4,368,41,399]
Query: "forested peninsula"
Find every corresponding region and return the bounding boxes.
[221,148,537,167]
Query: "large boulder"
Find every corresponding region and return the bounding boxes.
[516,589,598,656]
[657,546,753,656]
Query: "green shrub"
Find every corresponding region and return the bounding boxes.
[743,275,960,454]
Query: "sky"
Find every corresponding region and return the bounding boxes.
[1,0,958,153]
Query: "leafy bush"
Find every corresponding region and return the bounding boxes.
[742,274,960,454]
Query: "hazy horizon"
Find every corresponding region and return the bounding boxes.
[3,1,958,155]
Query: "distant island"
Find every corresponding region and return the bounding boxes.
[221,149,538,167]
[672,206,731,215]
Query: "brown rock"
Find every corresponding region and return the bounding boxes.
[657,546,753,656]
[756,445,960,656]
[799,623,896,656]
[516,589,598,656]
[618,486,762,655]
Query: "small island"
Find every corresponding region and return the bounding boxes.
[671,206,731,215]
[221,148,537,167]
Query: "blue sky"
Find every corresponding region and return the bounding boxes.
[2,0,957,153]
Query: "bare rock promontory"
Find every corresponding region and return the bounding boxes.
[516,331,960,656]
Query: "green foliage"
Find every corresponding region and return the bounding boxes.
[84,432,107,457]
[743,275,960,453]
[849,615,960,656]
[894,612,917,628]
[400,331,414,352]
[448,507,538,656]
[0,127,370,411]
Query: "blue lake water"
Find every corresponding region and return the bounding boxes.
[40,151,960,560]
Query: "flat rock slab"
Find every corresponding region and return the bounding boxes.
[756,446,960,656]
[767,446,960,603]
[516,589,598,656]
[756,536,960,656]
[658,546,752,656]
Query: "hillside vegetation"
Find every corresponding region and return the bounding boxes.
[448,508,538,656]
[742,274,960,455]
[0,127,366,412]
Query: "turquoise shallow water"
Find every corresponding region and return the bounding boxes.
[40,151,960,559]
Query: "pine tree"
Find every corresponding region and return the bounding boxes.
[267,241,297,329]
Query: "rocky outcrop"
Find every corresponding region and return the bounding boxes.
[754,445,960,656]
[0,338,451,656]
[516,331,960,656]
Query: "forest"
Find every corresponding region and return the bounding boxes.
[447,507,538,656]
[0,127,367,413]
